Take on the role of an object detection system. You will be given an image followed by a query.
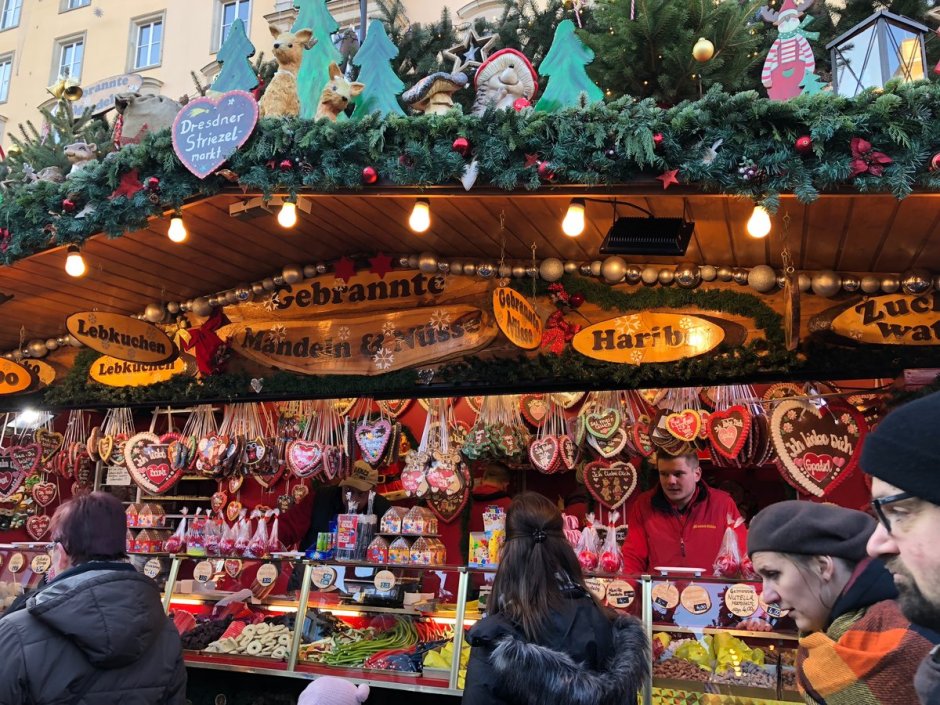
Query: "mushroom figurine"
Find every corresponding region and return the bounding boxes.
[403,71,468,116]
[471,48,539,116]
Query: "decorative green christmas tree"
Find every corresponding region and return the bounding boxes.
[535,19,604,111]
[799,71,826,95]
[292,0,343,119]
[212,18,258,93]
[351,20,405,119]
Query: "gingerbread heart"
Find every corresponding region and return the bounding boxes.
[520,394,550,427]
[32,481,57,507]
[401,450,429,496]
[322,446,342,481]
[227,475,244,494]
[0,447,26,501]
[26,514,51,541]
[584,459,639,510]
[291,484,309,503]
[97,435,115,466]
[588,427,629,459]
[427,470,469,523]
[11,444,41,475]
[287,440,323,478]
[567,415,586,445]
[378,399,412,418]
[528,436,560,473]
[333,398,357,415]
[243,437,266,466]
[559,435,578,470]
[552,392,586,409]
[585,409,621,440]
[355,420,392,465]
[224,559,243,577]
[706,406,752,461]
[665,409,702,442]
[109,434,127,466]
[34,429,64,463]
[124,432,182,495]
[211,491,227,513]
[253,463,284,489]
[632,415,655,458]
[225,501,243,523]
[464,396,484,414]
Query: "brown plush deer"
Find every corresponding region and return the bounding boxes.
[258,25,315,118]
[315,62,365,121]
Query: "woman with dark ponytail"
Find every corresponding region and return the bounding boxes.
[462,492,649,705]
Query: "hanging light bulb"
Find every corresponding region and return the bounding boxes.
[562,198,586,237]
[277,200,298,228]
[746,205,772,239]
[65,245,86,277]
[167,215,188,243]
[408,198,431,233]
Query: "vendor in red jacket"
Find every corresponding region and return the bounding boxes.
[621,452,746,575]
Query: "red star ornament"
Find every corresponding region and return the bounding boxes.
[333,256,356,283]
[657,169,680,189]
[368,253,393,279]
[109,169,144,200]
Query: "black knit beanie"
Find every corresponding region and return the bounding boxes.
[860,390,940,506]
[747,500,875,561]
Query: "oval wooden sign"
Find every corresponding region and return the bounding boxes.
[815,293,940,345]
[572,312,726,364]
[90,355,189,387]
[21,359,55,389]
[0,358,33,395]
[219,304,497,376]
[492,287,543,349]
[67,312,176,364]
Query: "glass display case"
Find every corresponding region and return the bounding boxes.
[0,543,54,614]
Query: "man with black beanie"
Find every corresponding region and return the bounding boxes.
[863,389,940,705]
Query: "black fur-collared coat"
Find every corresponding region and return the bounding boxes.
[462,587,650,705]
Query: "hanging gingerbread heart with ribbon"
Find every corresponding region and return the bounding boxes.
[584,459,639,511]
[706,405,752,461]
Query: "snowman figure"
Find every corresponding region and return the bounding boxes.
[759,0,818,100]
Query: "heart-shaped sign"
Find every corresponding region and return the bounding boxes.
[26,514,51,541]
[322,446,342,481]
[32,481,57,507]
[665,409,702,442]
[356,420,392,465]
[224,559,243,578]
[559,435,578,470]
[585,409,622,440]
[528,436,560,474]
[225,501,243,523]
[771,400,867,497]
[227,475,244,494]
[211,491,228,513]
[35,429,64,463]
[10,444,41,475]
[378,399,413,418]
[520,394,550,427]
[588,427,629,459]
[124,432,182,495]
[0,447,26,501]
[706,406,752,461]
[171,90,258,179]
[584,459,639,510]
[287,440,323,478]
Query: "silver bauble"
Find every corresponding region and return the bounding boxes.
[207,296,219,307]
[303,264,317,279]
[167,302,180,315]
[251,283,265,296]
[273,276,286,286]
[525,266,538,278]
[45,338,59,352]
[511,265,526,278]
[732,268,749,285]
[316,263,328,274]
[860,275,881,294]
[625,265,642,284]
[674,263,702,289]
[700,265,718,282]
[539,257,565,282]
[564,261,579,274]
[463,262,477,276]
[1,353,10,360]
[590,261,602,277]
[438,261,451,274]
[658,269,675,285]
[641,266,659,285]
[12,350,23,361]
[601,256,627,283]
[263,276,277,290]
[57,337,69,346]
[192,296,213,317]
[881,275,900,293]
[418,252,438,273]
[579,264,592,276]
[717,266,733,281]
[776,274,787,289]
[478,263,496,279]
[282,264,303,284]
[144,303,165,323]
[498,263,511,278]
[798,273,812,292]
[407,255,420,268]
[67,334,82,347]
[27,339,47,358]
[451,261,465,275]
[812,271,842,297]
[235,287,251,302]
[399,256,411,268]
[841,275,861,293]
[747,265,777,293]
[900,269,931,295]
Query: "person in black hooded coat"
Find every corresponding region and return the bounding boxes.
[462,492,649,705]
[0,492,185,704]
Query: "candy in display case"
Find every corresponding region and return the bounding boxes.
[0,545,53,613]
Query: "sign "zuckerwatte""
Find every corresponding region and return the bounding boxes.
[66,312,177,364]
[813,292,940,345]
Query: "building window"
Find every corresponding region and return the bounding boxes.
[55,37,84,82]
[133,18,163,70]
[64,0,90,9]
[219,0,250,47]
[1,0,21,30]
[0,55,11,103]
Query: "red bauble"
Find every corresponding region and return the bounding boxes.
[513,98,531,111]
[362,166,378,184]
[146,176,161,191]
[569,292,585,308]
[653,133,664,148]
[795,135,813,154]
[452,137,470,156]
[930,153,940,172]
[62,198,76,213]
[537,161,556,182]
[279,159,294,171]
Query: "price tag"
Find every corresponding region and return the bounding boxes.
[605,579,636,609]
[651,581,679,610]
[310,566,337,590]
[8,552,24,573]
[256,563,278,587]
[143,558,162,579]
[584,577,607,601]
[193,560,214,584]
[374,570,396,592]
[680,584,712,615]
[105,465,132,486]
[759,594,788,619]
[30,553,52,574]
[725,583,759,618]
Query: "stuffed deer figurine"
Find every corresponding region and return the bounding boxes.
[315,63,365,121]
[258,25,315,118]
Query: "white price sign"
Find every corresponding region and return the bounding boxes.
[374,570,396,592]
[143,558,162,579]
[193,560,214,584]
[256,563,278,587]
[30,554,52,575]
[8,552,24,573]
[105,465,132,486]
[311,566,337,590]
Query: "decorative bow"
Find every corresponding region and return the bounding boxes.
[849,137,892,177]
[540,310,581,355]
[182,308,231,376]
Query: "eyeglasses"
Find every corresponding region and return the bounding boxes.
[871,491,915,534]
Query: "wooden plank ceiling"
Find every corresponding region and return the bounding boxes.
[0,189,938,351]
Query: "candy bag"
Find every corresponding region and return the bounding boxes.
[233,510,251,556]
[245,509,269,558]
[205,515,222,556]
[219,518,237,555]
[576,513,600,572]
[186,509,208,557]
[598,512,622,574]
[266,509,283,555]
[713,514,745,578]
[164,508,188,554]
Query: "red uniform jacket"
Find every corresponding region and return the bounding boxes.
[621,483,746,576]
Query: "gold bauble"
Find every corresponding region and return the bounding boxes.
[692,37,715,62]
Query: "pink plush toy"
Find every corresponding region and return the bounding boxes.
[298,677,370,705]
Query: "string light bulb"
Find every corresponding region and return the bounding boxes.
[409,198,431,233]
[167,215,188,243]
[747,205,772,238]
[65,245,86,277]
[562,198,586,237]
[277,199,298,228]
